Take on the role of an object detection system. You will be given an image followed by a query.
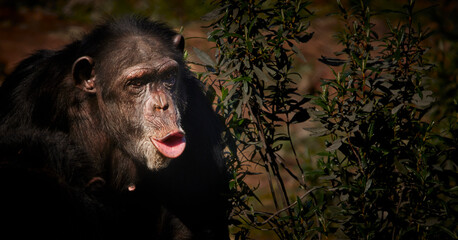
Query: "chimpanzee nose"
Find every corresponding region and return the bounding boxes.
[152,91,169,112]
[144,91,175,122]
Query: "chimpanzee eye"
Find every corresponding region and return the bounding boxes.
[127,78,146,88]
[163,72,177,89]
[125,78,147,94]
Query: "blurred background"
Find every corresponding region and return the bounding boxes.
[0,0,342,92]
[1,0,455,93]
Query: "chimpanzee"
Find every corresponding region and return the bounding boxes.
[0,16,228,239]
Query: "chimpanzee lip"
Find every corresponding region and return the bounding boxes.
[150,131,186,159]
[154,131,185,142]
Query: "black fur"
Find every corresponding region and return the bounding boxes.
[0,129,190,239]
[0,16,228,239]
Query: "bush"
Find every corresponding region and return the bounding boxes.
[313,0,457,238]
[193,0,457,239]
[193,0,316,239]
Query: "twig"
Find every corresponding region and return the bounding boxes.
[259,186,322,225]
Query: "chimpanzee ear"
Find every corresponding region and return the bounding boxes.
[172,34,185,53]
[72,56,96,93]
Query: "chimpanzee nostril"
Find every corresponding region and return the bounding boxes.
[153,92,169,112]
[154,103,169,111]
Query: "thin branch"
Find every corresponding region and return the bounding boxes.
[258,186,322,225]
[274,152,304,185]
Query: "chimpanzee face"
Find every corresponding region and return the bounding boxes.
[72,35,186,170]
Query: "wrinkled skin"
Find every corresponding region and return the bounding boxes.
[70,33,188,179]
[73,35,187,171]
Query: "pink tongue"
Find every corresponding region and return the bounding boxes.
[151,132,186,159]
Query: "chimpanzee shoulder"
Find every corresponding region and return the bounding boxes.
[0,128,94,186]
[0,128,102,239]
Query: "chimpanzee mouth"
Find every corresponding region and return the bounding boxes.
[150,131,186,159]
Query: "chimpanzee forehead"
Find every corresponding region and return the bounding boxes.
[118,35,170,59]
[99,35,178,75]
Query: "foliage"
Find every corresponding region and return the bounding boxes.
[193,0,316,239]
[194,0,457,239]
[311,0,457,238]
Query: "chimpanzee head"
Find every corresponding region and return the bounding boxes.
[71,17,188,170]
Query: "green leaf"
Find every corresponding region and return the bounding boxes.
[292,44,307,63]
[361,101,374,112]
[392,103,404,114]
[318,56,347,66]
[296,32,314,43]
[364,179,372,193]
[412,90,435,109]
[253,66,272,83]
[326,138,342,151]
[394,159,408,175]
[290,110,310,123]
[221,87,229,100]
[192,47,215,66]
[200,4,228,21]
[304,127,328,137]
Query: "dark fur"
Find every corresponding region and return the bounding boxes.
[0,16,228,239]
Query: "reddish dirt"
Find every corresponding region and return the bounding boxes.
[0,8,88,78]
